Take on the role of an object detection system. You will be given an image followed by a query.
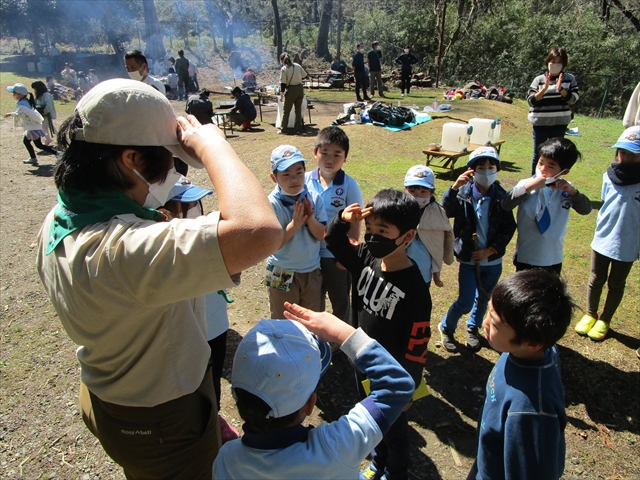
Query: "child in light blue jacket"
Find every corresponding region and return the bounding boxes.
[574,127,640,344]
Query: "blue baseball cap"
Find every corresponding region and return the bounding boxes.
[7,83,28,96]
[169,177,213,203]
[231,319,331,418]
[611,127,640,154]
[404,165,435,190]
[270,145,307,172]
[467,146,501,169]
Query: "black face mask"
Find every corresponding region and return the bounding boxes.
[365,233,402,259]
[608,160,640,186]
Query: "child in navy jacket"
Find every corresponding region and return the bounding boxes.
[470,269,575,480]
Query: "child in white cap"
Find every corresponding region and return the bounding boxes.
[4,83,58,165]
[403,165,454,289]
[575,126,640,345]
[439,147,517,353]
[213,303,414,479]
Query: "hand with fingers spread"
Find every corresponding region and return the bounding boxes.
[340,203,373,223]
[283,302,355,345]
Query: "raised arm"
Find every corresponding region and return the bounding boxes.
[177,116,283,275]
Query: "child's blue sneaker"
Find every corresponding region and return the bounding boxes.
[359,462,384,480]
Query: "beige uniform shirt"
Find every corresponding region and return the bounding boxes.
[279,63,307,87]
[37,210,234,407]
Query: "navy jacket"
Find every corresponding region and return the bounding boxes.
[442,182,516,263]
[367,49,382,72]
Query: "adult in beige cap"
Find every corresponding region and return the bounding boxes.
[35,79,282,479]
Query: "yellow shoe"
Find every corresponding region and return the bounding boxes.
[587,320,610,341]
[575,314,597,335]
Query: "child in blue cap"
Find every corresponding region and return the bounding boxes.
[4,83,58,165]
[575,126,640,346]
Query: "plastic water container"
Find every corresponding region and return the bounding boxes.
[469,118,496,145]
[491,118,502,144]
[441,123,473,152]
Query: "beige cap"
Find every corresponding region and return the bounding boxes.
[73,78,202,168]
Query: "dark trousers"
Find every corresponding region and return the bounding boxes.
[400,71,412,94]
[24,135,56,159]
[514,255,563,275]
[79,368,220,480]
[354,71,368,100]
[178,74,189,100]
[531,125,566,175]
[587,249,634,322]
[320,257,352,326]
[208,331,228,411]
[372,411,410,479]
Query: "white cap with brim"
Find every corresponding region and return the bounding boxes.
[169,177,213,202]
[72,79,203,168]
[231,319,331,418]
[404,165,435,190]
[467,146,500,169]
[611,127,640,154]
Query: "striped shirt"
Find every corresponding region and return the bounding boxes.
[527,72,579,127]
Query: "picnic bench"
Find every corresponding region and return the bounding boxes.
[422,140,505,178]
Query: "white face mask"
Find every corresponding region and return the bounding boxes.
[134,167,182,209]
[548,63,563,76]
[128,69,143,81]
[474,170,498,187]
[414,197,430,208]
[358,48,364,53]
[404,49,409,54]
[281,186,305,197]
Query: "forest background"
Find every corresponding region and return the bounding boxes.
[1,0,639,116]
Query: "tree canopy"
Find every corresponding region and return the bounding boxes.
[2,0,638,115]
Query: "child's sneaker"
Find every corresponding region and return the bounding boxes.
[439,322,458,353]
[359,462,384,480]
[466,328,481,352]
[575,314,597,336]
[587,320,610,341]
[22,158,38,165]
[218,414,240,444]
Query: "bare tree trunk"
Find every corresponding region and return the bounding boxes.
[142,0,165,60]
[272,0,282,58]
[26,0,43,55]
[204,0,219,52]
[610,0,640,31]
[316,0,333,60]
[336,0,342,60]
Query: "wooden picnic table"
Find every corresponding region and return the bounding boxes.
[423,140,505,178]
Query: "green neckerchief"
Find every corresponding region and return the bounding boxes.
[46,189,163,255]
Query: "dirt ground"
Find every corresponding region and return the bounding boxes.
[1,69,639,479]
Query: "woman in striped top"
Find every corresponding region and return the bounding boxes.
[527,47,579,175]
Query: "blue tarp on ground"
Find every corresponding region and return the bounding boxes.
[379,112,432,132]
